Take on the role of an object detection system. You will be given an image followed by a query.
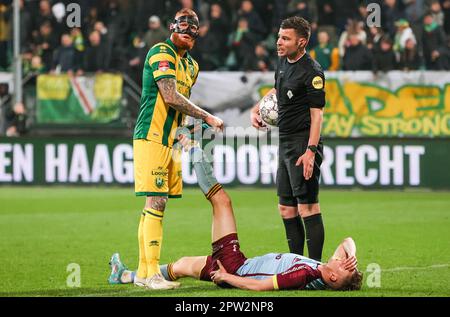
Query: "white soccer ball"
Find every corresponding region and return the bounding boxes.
[259,93,278,127]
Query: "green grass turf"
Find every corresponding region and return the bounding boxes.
[0,187,449,297]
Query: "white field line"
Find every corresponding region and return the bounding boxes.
[381,264,450,272]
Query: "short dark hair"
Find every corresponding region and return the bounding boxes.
[381,35,392,45]
[280,16,311,40]
[340,269,363,291]
[423,10,433,19]
[176,8,199,20]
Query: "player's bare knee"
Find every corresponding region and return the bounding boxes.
[211,189,232,208]
[299,204,320,218]
[278,204,298,218]
[145,196,168,211]
[173,257,189,277]
[299,210,319,218]
[174,256,203,278]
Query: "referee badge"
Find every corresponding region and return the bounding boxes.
[312,76,324,89]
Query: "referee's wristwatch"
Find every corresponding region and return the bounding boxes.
[307,145,318,154]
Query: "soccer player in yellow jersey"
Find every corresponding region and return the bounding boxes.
[132,8,223,290]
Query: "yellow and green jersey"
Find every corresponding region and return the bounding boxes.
[133,38,199,147]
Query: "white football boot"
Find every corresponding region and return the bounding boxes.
[145,273,181,290]
[133,275,147,287]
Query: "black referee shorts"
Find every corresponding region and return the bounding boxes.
[277,135,323,206]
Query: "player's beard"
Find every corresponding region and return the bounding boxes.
[172,33,195,50]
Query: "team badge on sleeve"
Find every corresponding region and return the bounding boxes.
[159,61,170,72]
[312,76,324,89]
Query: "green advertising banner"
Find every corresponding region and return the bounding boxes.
[0,137,449,189]
[191,71,450,137]
[322,76,450,137]
[36,73,123,124]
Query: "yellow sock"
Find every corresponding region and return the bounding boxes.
[136,213,147,279]
[143,208,164,278]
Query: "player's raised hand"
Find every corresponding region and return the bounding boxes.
[343,256,358,272]
[342,237,357,257]
[210,260,228,284]
[177,134,192,151]
[205,114,224,132]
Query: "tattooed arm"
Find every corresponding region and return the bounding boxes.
[157,78,223,130]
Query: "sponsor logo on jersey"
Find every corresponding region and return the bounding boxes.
[159,60,170,72]
[312,76,324,89]
[155,177,165,188]
[152,167,168,188]
[152,167,169,177]
[287,90,293,99]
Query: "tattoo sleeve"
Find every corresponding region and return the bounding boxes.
[150,196,168,211]
[157,78,209,120]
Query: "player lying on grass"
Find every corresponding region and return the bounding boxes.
[109,132,363,291]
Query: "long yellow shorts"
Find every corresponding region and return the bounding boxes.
[133,139,182,198]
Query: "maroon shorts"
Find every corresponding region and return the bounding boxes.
[200,233,247,282]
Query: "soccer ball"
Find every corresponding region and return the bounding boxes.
[259,93,278,127]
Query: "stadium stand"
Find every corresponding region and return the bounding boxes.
[0,0,448,73]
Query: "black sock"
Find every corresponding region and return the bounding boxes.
[282,216,305,255]
[303,214,324,261]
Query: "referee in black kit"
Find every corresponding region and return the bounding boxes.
[251,17,326,261]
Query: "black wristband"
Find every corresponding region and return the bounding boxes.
[307,145,318,153]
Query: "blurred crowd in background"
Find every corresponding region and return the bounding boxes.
[0,0,449,81]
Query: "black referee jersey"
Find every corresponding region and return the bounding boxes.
[274,53,326,137]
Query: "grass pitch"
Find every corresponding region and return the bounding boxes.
[0,187,449,297]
